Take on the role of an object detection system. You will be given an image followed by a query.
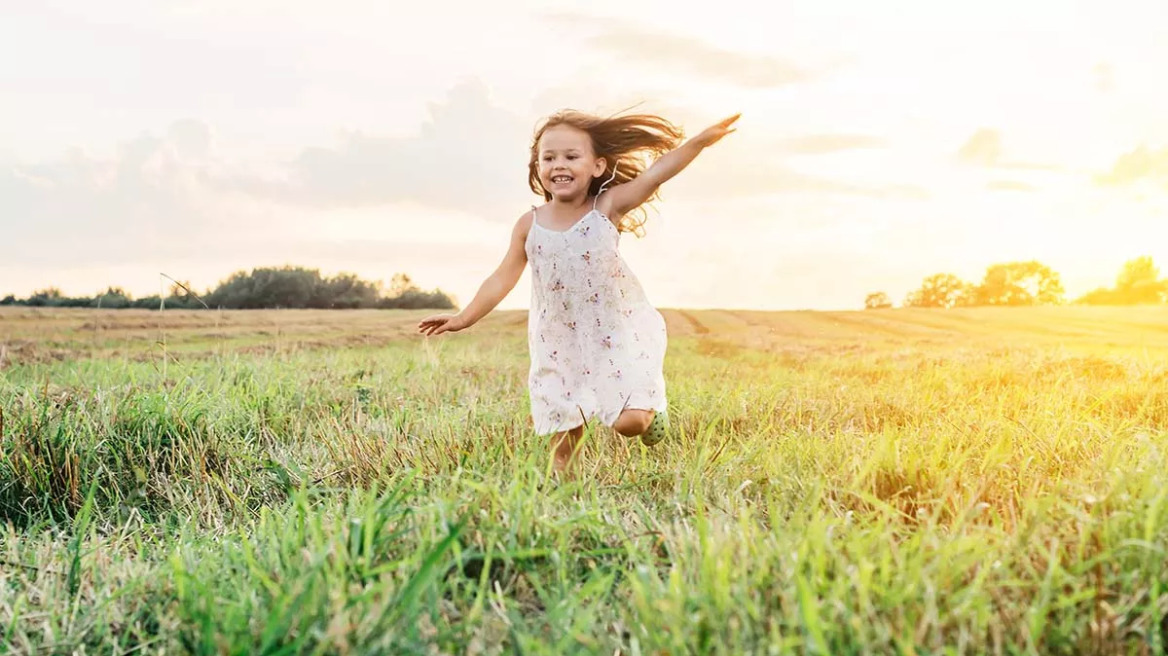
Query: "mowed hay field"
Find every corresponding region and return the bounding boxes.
[2,305,1168,655]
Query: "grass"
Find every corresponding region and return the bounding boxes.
[1,305,1168,654]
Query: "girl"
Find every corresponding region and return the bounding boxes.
[418,109,739,471]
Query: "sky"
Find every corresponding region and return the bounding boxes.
[3,0,1168,310]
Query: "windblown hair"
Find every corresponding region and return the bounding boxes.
[528,109,684,236]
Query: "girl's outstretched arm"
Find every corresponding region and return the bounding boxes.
[417,212,530,336]
[603,113,740,219]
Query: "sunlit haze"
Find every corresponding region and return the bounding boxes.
[4,0,1167,309]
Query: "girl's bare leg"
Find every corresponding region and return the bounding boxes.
[550,424,586,473]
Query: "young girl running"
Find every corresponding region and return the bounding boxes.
[418,109,739,471]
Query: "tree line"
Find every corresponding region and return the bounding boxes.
[0,266,456,310]
[866,256,1167,309]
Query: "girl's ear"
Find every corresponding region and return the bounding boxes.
[593,157,607,178]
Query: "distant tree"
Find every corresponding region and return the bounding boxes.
[169,278,215,309]
[904,273,972,308]
[315,272,381,309]
[13,266,455,311]
[0,295,15,306]
[26,287,63,307]
[864,292,892,309]
[202,265,454,310]
[379,288,456,310]
[132,295,164,309]
[378,272,455,309]
[389,273,416,297]
[207,266,322,309]
[1116,256,1158,287]
[94,286,132,309]
[1074,256,1167,305]
[953,283,980,307]
[168,280,192,298]
[1074,287,1121,305]
[974,261,1064,306]
[163,279,206,308]
[1114,256,1166,304]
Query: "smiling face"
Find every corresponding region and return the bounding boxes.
[537,124,607,202]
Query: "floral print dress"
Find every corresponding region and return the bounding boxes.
[525,199,668,435]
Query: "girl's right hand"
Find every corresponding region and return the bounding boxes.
[693,113,741,148]
[417,313,467,336]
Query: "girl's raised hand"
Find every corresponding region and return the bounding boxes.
[417,313,466,336]
[693,113,741,148]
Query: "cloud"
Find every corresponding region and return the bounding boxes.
[545,13,823,89]
[986,180,1036,192]
[0,110,508,296]
[217,80,536,217]
[774,134,887,155]
[1,119,261,269]
[956,128,1061,171]
[232,80,913,209]
[1093,62,1115,93]
[957,128,1002,167]
[667,129,924,202]
[669,154,928,202]
[1095,145,1168,187]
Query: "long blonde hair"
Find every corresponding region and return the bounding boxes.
[528,109,684,236]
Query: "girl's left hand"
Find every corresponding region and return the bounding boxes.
[693,114,741,148]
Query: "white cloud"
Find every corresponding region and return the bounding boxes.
[216,80,535,217]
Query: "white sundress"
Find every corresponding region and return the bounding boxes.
[524,196,668,435]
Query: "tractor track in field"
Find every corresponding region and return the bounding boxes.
[677,310,711,335]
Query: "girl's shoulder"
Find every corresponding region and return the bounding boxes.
[513,206,538,239]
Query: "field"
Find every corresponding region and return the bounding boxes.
[2,304,1168,654]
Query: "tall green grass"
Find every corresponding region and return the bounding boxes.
[2,308,1167,654]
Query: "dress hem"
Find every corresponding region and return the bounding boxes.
[532,396,667,436]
